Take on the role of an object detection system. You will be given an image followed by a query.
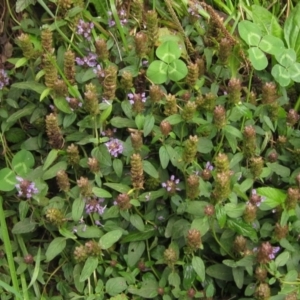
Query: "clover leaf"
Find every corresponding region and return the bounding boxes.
[239,20,284,71]
[271,48,300,87]
[146,40,188,84]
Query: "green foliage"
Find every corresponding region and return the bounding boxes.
[1,0,300,299]
[146,41,188,84]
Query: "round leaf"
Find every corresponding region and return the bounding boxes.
[146,60,168,84]
[12,149,35,176]
[271,64,291,87]
[0,168,17,191]
[156,40,181,63]
[106,277,128,296]
[238,20,262,46]
[248,47,268,70]
[289,62,300,82]
[167,60,188,82]
[259,35,284,55]
[275,48,296,67]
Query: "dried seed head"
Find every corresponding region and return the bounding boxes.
[262,82,278,104]
[233,235,247,253]
[164,94,178,116]
[45,113,64,149]
[186,229,201,251]
[115,193,132,210]
[286,109,300,126]
[77,177,92,197]
[186,174,200,200]
[213,105,226,129]
[149,85,163,103]
[64,50,76,84]
[56,170,70,192]
[46,208,65,226]
[67,143,80,166]
[130,153,144,189]
[255,266,268,282]
[95,39,109,61]
[160,120,172,136]
[88,157,100,173]
[227,78,242,104]
[164,247,178,267]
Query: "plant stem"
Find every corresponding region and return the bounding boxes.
[0,196,22,299]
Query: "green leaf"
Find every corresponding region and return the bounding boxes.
[271,64,291,87]
[130,214,145,231]
[192,256,205,281]
[53,97,72,114]
[171,219,190,239]
[42,161,67,180]
[284,2,300,61]
[11,81,46,94]
[146,60,168,84]
[252,5,283,38]
[206,264,233,280]
[99,230,123,249]
[113,159,123,178]
[275,251,290,267]
[128,279,158,298]
[135,114,145,130]
[227,219,258,242]
[0,168,17,191]
[248,47,268,70]
[6,103,35,123]
[186,201,208,217]
[289,62,300,82]
[232,267,244,289]
[168,272,180,287]
[197,137,213,154]
[142,161,159,179]
[104,183,130,194]
[276,48,296,67]
[143,114,155,137]
[127,241,145,267]
[224,203,245,218]
[110,117,136,128]
[216,204,227,228]
[257,187,286,210]
[163,114,183,125]
[75,68,96,84]
[42,149,58,171]
[92,187,112,198]
[16,0,36,12]
[183,263,196,289]
[45,237,66,262]
[80,256,98,282]
[106,277,128,296]
[267,163,290,178]
[156,41,181,63]
[159,146,169,169]
[167,60,188,82]
[12,218,37,234]
[259,35,284,55]
[100,102,113,123]
[238,20,262,46]
[223,125,243,139]
[121,229,156,243]
[191,218,209,237]
[72,198,85,222]
[12,149,35,176]
[76,225,103,238]
[27,247,41,289]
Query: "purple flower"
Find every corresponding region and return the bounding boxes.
[75,53,97,67]
[15,176,38,199]
[85,198,106,215]
[77,19,94,40]
[162,175,180,194]
[0,69,9,90]
[249,189,265,207]
[128,92,147,105]
[205,161,214,171]
[269,246,280,260]
[105,139,124,157]
[66,97,82,111]
[107,9,127,27]
[93,64,105,78]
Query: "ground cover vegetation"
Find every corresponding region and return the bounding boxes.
[1,0,300,299]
